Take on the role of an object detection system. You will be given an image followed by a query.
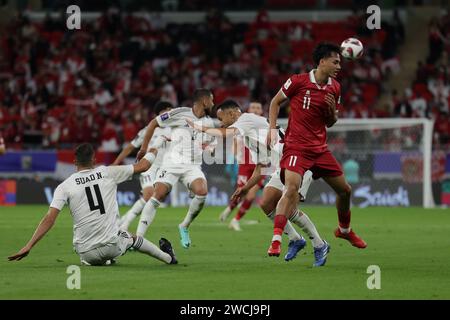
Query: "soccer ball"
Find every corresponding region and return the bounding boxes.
[340,38,364,59]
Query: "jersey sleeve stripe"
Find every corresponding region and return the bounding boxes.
[169,107,189,117]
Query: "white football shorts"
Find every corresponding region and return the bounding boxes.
[139,165,161,189]
[265,169,313,200]
[154,165,206,191]
[78,231,134,266]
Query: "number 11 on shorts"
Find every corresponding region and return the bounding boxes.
[288,155,298,167]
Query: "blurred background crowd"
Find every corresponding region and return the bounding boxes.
[0,0,448,152]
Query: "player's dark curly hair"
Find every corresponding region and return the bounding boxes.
[193,88,212,102]
[75,143,95,166]
[312,42,341,66]
[216,99,241,112]
[154,101,174,115]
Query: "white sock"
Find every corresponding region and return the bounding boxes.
[120,197,146,230]
[339,226,351,234]
[180,195,206,228]
[132,236,171,264]
[272,234,282,243]
[136,197,160,237]
[219,206,232,221]
[266,210,302,242]
[290,209,324,248]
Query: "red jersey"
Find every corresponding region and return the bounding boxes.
[281,70,342,153]
[237,146,266,189]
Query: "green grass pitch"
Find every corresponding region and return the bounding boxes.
[1,205,449,299]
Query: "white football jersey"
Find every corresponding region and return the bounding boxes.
[50,165,134,253]
[131,126,171,167]
[234,136,255,165]
[229,113,283,167]
[156,107,215,168]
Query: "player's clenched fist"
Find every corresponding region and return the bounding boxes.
[231,187,248,203]
[136,149,146,161]
[324,93,336,113]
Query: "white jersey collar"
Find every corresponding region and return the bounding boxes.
[309,69,332,89]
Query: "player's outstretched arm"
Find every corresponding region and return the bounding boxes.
[186,119,237,138]
[267,90,288,147]
[8,207,60,261]
[231,164,262,202]
[113,143,137,165]
[132,148,158,174]
[137,119,158,161]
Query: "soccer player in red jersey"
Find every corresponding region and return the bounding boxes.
[219,102,266,231]
[266,43,367,256]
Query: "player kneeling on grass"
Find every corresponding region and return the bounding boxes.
[187,100,329,266]
[8,143,177,266]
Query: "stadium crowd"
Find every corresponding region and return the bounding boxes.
[0,5,447,151]
[19,0,385,12]
[385,10,449,149]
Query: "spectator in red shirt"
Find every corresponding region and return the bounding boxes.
[100,119,120,152]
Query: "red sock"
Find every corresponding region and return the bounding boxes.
[229,199,239,211]
[272,215,287,248]
[338,210,351,229]
[236,199,252,220]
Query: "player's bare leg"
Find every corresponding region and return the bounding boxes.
[179,178,207,248]
[219,198,240,222]
[323,175,367,248]
[268,169,302,256]
[229,184,259,231]
[142,187,154,202]
[136,183,170,237]
[120,186,154,231]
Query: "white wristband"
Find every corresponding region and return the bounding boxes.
[143,152,156,164]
